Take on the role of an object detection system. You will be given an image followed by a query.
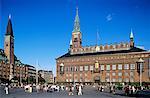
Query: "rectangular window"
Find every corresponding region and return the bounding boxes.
[75,66,78,71]
[100,65,104,70]
[112,78,116,82]
[130,64,135,69]
[90,65,94,71]
[118,64,122,70]
[106,72,110,76]
[125,72,129,76]
[106,65,110,70]
[106,78,110,82]
[66,67,68,72]
[112,72,116,76]
[130,71,134,76]
[70,79,72,82]
[70,67,73,72]
[80,66,83,71]
[118,72,122,76]
[124,78,129,82]
[66,79,68,82]
[84,66,88,71]
[130,77,134,82]
[112,65,116,70]
[124,64,129,69]
[118,78,122,82]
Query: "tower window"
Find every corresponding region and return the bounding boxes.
[6,44,8,46]
[74,38,78,42]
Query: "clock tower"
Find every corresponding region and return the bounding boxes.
[4,14,14,65]
[71,7,82,49]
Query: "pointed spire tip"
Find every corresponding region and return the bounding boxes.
[130,28,134,38]
[9,14,11,19]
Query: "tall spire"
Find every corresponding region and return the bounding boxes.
[73,7,80,32]
[130,28,134,39]
[6,14,14,37]
[130,28,134,47]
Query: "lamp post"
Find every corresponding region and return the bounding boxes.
[137,58,144,87]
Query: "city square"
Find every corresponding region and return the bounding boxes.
[0,85,145,98]
[0,0,150,98]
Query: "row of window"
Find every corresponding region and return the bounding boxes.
[65,71,134,77]
[62,64,136,72]
[106,71,134,76]
[71,43,129,53]
[106,78,134,82]
[65,78,134,82]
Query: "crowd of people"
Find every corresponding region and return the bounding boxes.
[67,84,83,96]
[2,82,150,97]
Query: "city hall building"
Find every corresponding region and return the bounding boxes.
[56,8,150,84]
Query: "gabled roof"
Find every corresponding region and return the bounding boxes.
[56,47,146,59]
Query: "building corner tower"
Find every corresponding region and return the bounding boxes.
[71,7,82,49]
[4,14,14,80]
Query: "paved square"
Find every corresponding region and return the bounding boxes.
[1,86,135,98]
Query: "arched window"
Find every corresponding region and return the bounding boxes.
[60,63,64,74]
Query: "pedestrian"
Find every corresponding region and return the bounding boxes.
[43,85,48,92]
[110,85,113,93]
[4,83,9,95]
[78,85,82,95]
[132,86,135,93]
[29,85,32,93]
[36,84,40,93]
[101,85,104,92]
[56,85,59,92]
[69,85,73,95]
[124,86,129,96]
[76,85,79,95]
[113,85,115,94]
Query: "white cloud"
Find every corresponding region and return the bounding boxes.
[106,14,112,21]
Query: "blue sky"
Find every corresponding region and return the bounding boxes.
[0,0,150,75]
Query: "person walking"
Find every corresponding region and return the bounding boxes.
[124,86,129,96]
[36,84,40,93]
[68,85,73,95]
[29,84,32,93]
[78,85,82,95]
[76,85,79,95]
[4,83,9,94]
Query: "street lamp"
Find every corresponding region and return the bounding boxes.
[137,58,144,87]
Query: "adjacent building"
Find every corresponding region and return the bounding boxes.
[38,70,53,84]
[0,15,36,84]
[56,8,150,84]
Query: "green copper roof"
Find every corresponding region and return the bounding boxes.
[73,7,80,32]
